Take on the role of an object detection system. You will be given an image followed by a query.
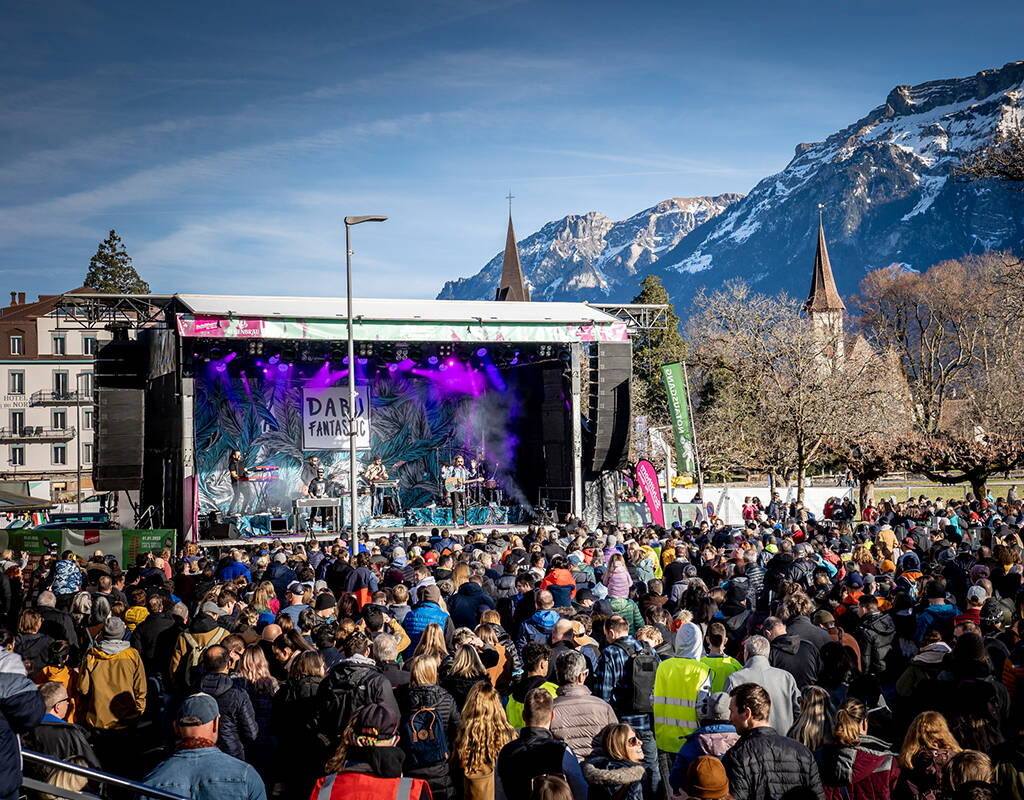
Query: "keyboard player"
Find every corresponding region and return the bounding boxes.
[304,466,331,529]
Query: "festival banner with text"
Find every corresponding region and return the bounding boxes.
[301,386,371,450]
[661,362,697,476]
[634,459,665,528]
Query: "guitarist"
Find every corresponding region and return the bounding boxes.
[445,455,470,525]
[365,456,390,517]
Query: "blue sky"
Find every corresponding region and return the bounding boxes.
[2,0,1021,300]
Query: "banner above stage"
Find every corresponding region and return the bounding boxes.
[302,386,371,450]
[176,314,629,344]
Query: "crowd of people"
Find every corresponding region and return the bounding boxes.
[1,489,1024,800]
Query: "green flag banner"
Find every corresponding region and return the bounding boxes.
[661,362,696,475]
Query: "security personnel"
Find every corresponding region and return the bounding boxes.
[653,622,712,753]
[701,622,743,692]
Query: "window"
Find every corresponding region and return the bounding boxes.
[10,446,24,466]
[10,411,23,435]
[83,336,96,356]
[52,410,67,429]
[83,409,93,430]
[9,336,22,355]
[83,443,93,464]
[79,373,93,396]
[9,371,24,395]
[52,335,66,356]
[53,371,68,396]
[52,444,67,465]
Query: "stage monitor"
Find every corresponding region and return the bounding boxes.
[269,517,289,533]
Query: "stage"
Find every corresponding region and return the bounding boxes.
[196,522,535,549]
[68,293,633,541]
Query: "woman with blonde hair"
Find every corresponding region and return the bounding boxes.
[476,622,511,692]
[452,682,515,800]
[896,710,961,800]
[251,581,279,616]
[413,622,449,660]
[237,645,277,776]
[451,562,471,594]
[788,685,834,752]
[404,655,460,799]
[818,698,898,799]
[442,644,490,707]
[582,723,646,800]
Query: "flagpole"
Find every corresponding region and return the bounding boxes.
[681,360,704,500]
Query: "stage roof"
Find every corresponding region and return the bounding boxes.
[174,295,621,325]
[172,294,630,344]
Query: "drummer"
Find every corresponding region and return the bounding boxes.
[365,456,389,516]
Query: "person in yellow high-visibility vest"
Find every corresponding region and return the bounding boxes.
[701,622,742,692]
[654,622,712,757]
[506,641,558,728]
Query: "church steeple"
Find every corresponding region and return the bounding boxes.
[495,193,530,302]
[806,211,845,313]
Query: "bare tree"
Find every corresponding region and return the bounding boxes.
[955,123,1024,188]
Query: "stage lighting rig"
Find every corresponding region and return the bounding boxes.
[357,341,374,358]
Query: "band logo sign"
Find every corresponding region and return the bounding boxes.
[301,386,371,450]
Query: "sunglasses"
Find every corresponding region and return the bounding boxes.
[627,736,642,746]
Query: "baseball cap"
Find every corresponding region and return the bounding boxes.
[286,581,305,596]
[967,585,988,604]
[351,702,399,741]
[844,573,864,589]
[201,601,224,618]
[176,693,220,726]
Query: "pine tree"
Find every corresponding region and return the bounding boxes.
[630,275,686,428]
[84,230,150,293]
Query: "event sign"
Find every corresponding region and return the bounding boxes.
[302,386,371,450]
[661,362,697,476]
[634,459,665,528]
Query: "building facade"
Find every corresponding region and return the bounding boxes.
[0,289,105,501]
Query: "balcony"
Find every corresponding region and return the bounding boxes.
[30,390,91,405]
[0,426,76,442]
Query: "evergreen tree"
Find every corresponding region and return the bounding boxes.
[630,275,686,429]
[84,230,150,293]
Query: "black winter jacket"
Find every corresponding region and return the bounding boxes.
[402,683,461,800]
[786,615,832,651]
[722,726,824,800]
[22,717,101,769]
[132,611,181,681]
[769,633,822,688]
[199,672,258,760]
[316,655,398,742]
[858,611,896,677]
[15,632,54,676]
[272,675,328,794]
[37,606,78,658]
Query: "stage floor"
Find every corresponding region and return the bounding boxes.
[195,522,533,549]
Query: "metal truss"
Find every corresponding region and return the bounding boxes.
[589,303,669,332]
[53,294,177,330]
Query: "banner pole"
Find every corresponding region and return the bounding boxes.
[681,361,704,500]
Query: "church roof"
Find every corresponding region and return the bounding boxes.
[806,218,846,313]
[495,214,531,302]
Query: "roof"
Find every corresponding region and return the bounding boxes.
[806,219,846,313]
[0,490,53,512]
[173,294,618,325]
[495,215,531,302]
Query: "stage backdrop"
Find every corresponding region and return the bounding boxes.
[194,364,523,518]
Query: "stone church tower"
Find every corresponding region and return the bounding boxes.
[806,212,845,362]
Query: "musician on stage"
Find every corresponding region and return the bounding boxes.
[300,455,322,486]
[228,449,248,515]
[365,456,389,516]
[304,466,331,530]
[444,455,469,525]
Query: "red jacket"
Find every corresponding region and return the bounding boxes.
[540,568,576,598]
[310,771,432,800]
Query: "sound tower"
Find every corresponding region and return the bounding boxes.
[94,336,148,491]
[588,342,631,474]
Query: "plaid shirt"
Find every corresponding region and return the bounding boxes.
[593,635,651,733]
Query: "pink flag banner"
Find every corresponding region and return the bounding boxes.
[634,459,665,528]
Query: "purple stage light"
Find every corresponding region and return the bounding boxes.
[439,363,448,371]
[476,347,487,357]
[224,352,237,364]
[510,357,519,365]
[388,363,398,373]
[215,363,227,372]
[428,356,439,365]
[277,363,288,373]
[269,354,281,365]
[358,357,368,366]
[397,358,415,371]
[255,360,263,366]
[342,356,350,365]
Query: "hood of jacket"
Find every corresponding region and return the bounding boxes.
[188,614,220,635]
[199,671,235,698]
[344,745,406,779]
[771,633,801,655]
[912,642,952,664]
[582,757,646,787]
[457,581,484,598]
[528,609,560,629]
[93,640,132,658]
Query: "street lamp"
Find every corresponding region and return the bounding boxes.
[344,215,387,559]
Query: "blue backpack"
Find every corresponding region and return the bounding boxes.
[403,706,448,768]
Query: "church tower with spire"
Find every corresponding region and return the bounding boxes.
[495,194,530,302]
[806,209,846,362]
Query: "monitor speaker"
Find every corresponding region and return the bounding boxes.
[93,340,147,491]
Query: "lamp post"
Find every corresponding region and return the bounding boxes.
[344,215,387,560]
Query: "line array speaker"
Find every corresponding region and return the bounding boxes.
[588,342,632,474]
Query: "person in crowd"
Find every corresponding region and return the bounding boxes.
[507,641,557,728]
[317,630,399,744]
[724,635,800,735]
[0,651,44,800]
[497,687,587,799]
[679,756,734,800]
[142,693,267,800]
[670,691,739,791]
[22,681,100,775]
[947,750,994,800]
[818,697,900,799]
[550,649,617,761]
[582,722,647,800]
[402,654,460,800]
[198,644,257,760]
[721,683,824,800]
[441,643,490,708]
[788,684,834,752]
[451,682,515,800]
[895,710,962,800]
[763,616,822,689]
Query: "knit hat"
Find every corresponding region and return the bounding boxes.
[201,601,224,618]
[699,691,731,723]
[314,593,337,611]
[686,756,730,799]
[273,551,288,564]
[420,584,441,604]
[102,617,127,640]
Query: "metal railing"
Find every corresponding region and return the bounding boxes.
[0,425,75,442]
[21,749,188,800]
[30,390,92,405]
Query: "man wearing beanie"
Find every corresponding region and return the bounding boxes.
[77,616,147,774]
[309,702,431,799]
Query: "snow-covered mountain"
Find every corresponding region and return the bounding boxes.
[436,195,742,301]
[653,60,1024,306]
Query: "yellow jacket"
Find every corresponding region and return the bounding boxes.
[78,643,146,729]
